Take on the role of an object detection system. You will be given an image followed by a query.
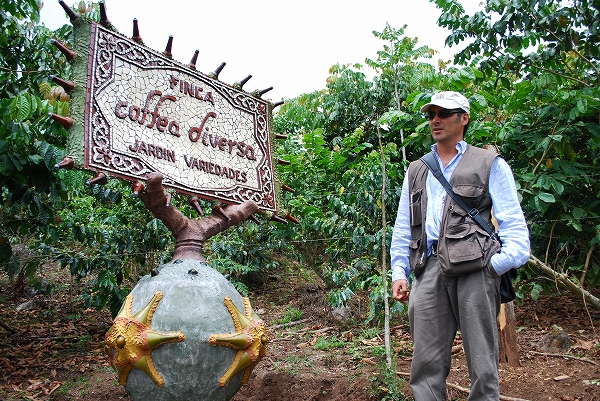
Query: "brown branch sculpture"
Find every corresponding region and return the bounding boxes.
[138,172,259,261]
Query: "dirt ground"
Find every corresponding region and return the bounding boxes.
[1,264,600,401]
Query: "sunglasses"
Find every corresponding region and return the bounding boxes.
[426,109,464,121]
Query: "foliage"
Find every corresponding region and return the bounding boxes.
[366,23,438,164]
[41,175,174,316]
[0,0,71,283]
[272,113,407,321]
[367,361,409,401]
[313,335,346,350]
[209,257,253,296]
[273,23,450,319]
[366,23,437,103]
[206,216,293,293]
[430,0,600,296]
[3,0,600,330]
[0,1,174,316]
[276,306,303,324]
[323,63,394,145]
[277,62,394,147]
[274,0,600,314]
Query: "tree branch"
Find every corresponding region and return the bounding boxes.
[138,172,259,261]
[270,318,312,330]
[580,243,596,286]
[528,254,600,310]
[461,35,590,87]
[528,350,598,365]
[0,318,18,334]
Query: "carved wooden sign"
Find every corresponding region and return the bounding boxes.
[66,18,279,213]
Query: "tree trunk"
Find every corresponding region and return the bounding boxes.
[498,301,520,366]
[378,126,392,368]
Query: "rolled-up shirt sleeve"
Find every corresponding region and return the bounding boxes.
[391,173,412,283]
[489,157,531,275]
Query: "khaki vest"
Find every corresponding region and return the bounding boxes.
[407,145,501,277]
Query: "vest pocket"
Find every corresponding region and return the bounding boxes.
[410,190,423,226]
[409,238,426,279]
[453,185,485,206]
[441,222,493,276]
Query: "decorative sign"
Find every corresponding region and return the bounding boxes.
[70,20,278,213]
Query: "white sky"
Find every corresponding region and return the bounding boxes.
[40,0,481,102]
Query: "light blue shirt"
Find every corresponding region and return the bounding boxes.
[390,141,530,283]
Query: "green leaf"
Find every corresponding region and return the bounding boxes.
[39,81,52,99]
[537,72,557,88]
[28,154,43,164]
[0,155,14,175]
[0,241,12,264]
[576,97,588,114]
[531,284,542,301]
[520,172,536,183]
[9,95,32,122]
[34,195,49,225]
[568,219,583,232]
[537,192,556,203]
[470,93,487,109]
[8,153,25,171]
[7,254,21,280]
[550,180,564,194]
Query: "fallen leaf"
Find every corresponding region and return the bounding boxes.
[575,339,596,350]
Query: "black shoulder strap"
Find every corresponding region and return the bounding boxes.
[420,151,497,240]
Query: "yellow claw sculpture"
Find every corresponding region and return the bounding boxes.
[209,297,270,386]
[105,291,185,387]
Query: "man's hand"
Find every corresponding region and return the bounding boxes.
[392,279,409,303]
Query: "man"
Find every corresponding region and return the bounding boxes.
[390,91,530,400]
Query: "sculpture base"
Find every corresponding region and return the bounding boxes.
[123,260,245,401]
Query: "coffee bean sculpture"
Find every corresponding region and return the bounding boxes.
[102,173,270,401]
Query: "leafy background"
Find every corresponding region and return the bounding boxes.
[1,0,599,326]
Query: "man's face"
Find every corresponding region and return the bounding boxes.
[428,106,469,145]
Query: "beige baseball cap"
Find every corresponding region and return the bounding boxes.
[420,91,470,114]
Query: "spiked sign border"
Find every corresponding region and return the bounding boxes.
[58,7,284,215]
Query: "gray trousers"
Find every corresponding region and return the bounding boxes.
[408,255,502,401]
